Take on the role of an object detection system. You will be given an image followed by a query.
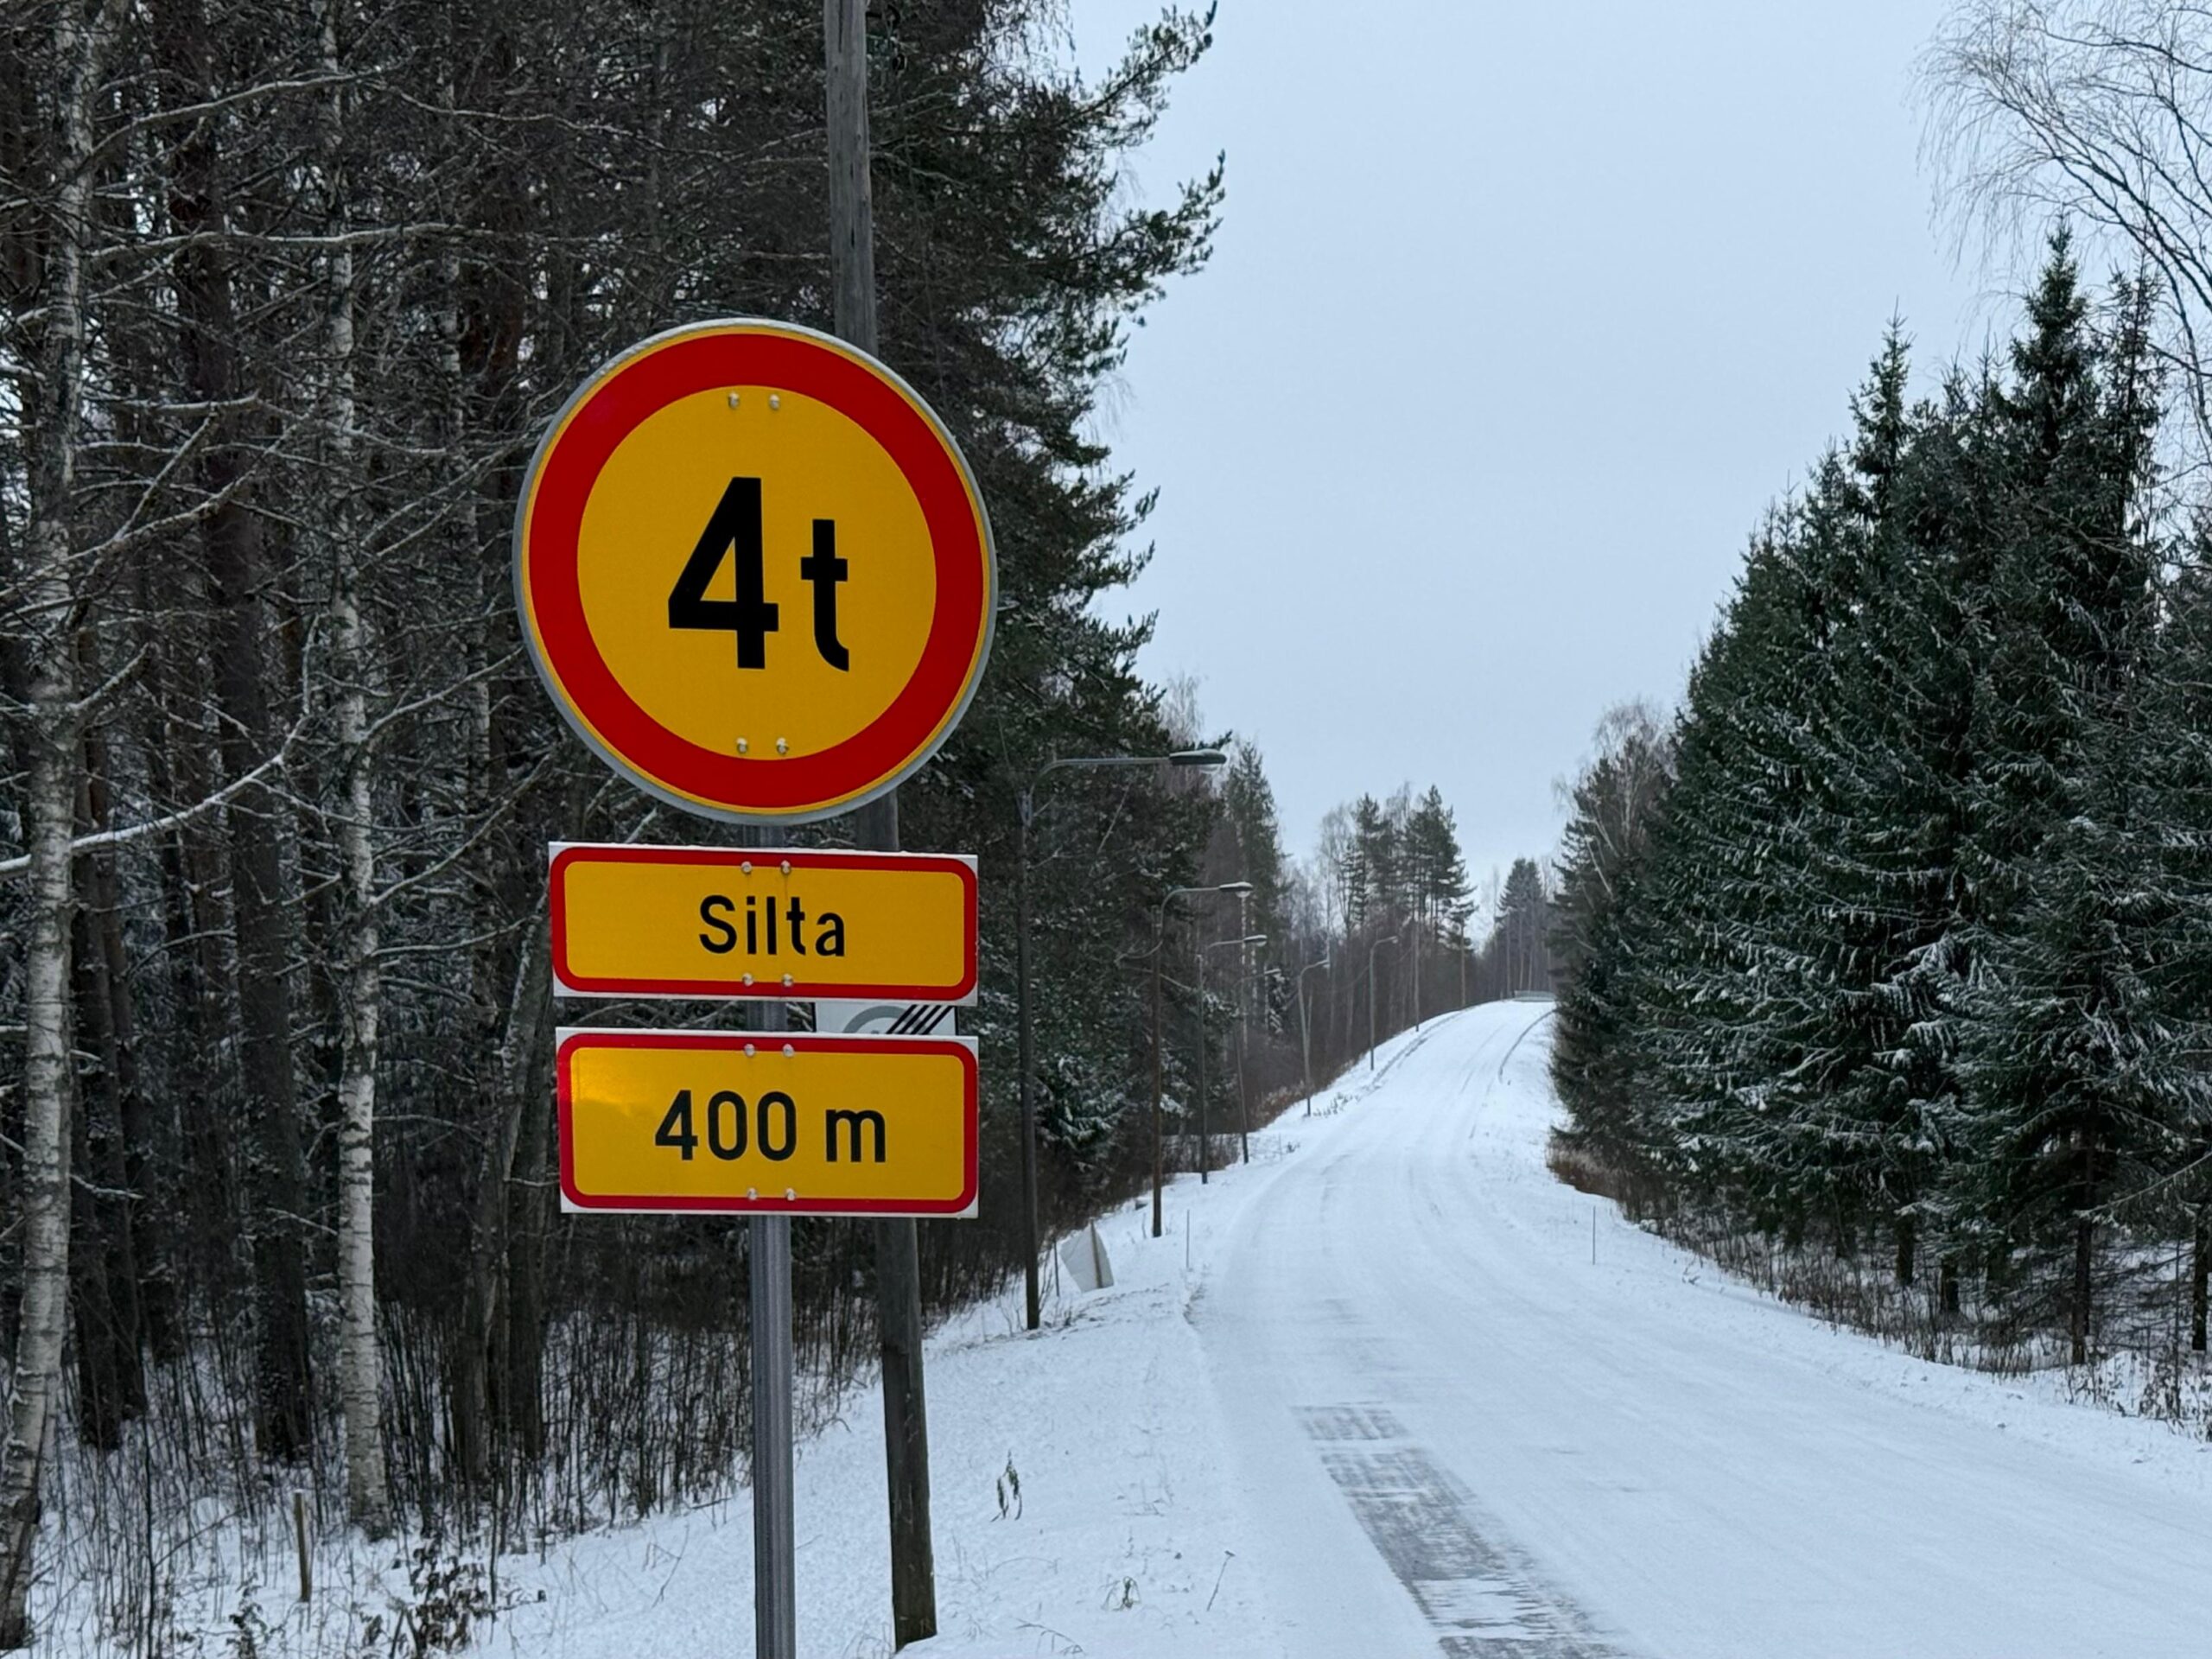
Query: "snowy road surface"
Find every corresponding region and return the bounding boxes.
[1195,1000,2212,1659]
[472,1000,2212,1659]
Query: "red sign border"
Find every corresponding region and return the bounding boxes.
[514,319,996,823]
[556,1027,979,1217]
[549,842,979,1002]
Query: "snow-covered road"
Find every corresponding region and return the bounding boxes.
[1197,1000,2212,1659]
[458,999,2212,1659]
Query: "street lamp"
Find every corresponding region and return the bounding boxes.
[1016,747,1226,1332]
[1411,917,1422,1031]
[1147,881,1250,1236]
[1230,946,1274,1166]
[1368,935,1399,1071]
[1198,933,1266,1180]
[1298,957,1332,1115]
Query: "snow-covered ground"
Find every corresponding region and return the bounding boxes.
[130,1001,2212,1656]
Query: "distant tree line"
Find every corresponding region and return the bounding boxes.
[0,1,1228,1645]
[1552,235,2212,1375]
[1169,760,1551,1133]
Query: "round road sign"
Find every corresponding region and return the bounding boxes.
[515,319,996,823]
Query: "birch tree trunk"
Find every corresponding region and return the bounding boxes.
[0,722,74,1651]
[0,588,83,1651]
[332,497,389,1535]
[321,0,391,1533]
[0,2,115,1643]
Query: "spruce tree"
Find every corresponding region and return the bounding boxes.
[1404,786,1471,944]
[1815,360,2008,1298]
[2145,542,2212,1350]
[1221,740,1290,944]
[1622,494,1865,1222]
[1346,793,1398,930]
[1952,249,2175,1358]
[1761,333,1977,1284]
[1491,859,1553,995]
[1551,706,1675,1177]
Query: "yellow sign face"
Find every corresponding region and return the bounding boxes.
[550,843,977,1002]
[578,390,932,760]
[514,321,996,823]
[556,1028,978,1217]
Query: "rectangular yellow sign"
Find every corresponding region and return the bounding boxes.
[550,842,977,1002]
[556,1027,978,1217]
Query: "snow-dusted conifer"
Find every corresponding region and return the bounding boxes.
[1950,253,2177,1359]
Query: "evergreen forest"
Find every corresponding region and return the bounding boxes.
[1552,234,2212,1376]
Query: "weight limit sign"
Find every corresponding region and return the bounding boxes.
[514,319,997,823]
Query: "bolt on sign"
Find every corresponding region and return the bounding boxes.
[513,318,996,823]
[556,1028,978,1217]
[550,844,977,1003]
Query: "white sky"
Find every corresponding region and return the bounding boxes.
[1071,1,2009,891]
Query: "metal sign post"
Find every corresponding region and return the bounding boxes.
[514,6,974,1648]
[752,1212,795,1659]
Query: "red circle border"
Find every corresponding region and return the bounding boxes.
[519,325,991,818]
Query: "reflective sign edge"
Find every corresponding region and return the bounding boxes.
[546,841,981,1004]
[554,1027,980,1218]
[512,317,998,825]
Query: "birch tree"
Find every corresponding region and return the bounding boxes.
[1929,0,2212,448]
[0,3,118,1642]
[315,0,390,1537]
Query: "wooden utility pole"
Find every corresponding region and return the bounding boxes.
[824,0,938,1644]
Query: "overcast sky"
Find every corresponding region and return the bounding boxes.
[1071,1,2006,897]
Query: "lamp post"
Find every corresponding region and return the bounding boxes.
[1368,934,1399,1071]
[1235,954,1251,1166]
[1411,915,1422,1031]
[1147,881,1250,1236]
[1198,933,1266,1179]
[1231,944,1271,1165]
[1298,957,1331,1115]
[1016,747,1225,1332]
